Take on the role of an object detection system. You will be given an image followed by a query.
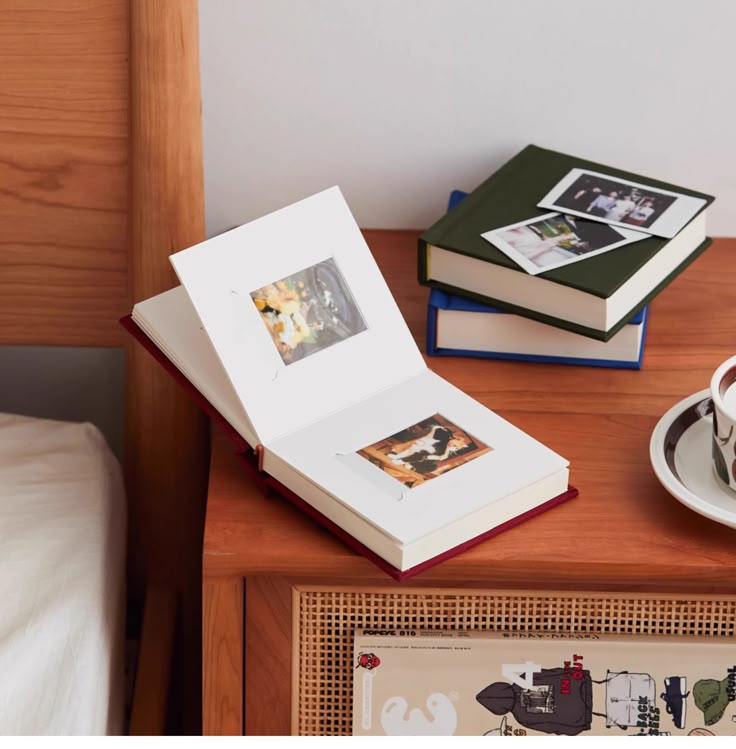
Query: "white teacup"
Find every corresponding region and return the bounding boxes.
[710,355,736,491]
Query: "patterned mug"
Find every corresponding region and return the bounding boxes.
[711,355,736,491]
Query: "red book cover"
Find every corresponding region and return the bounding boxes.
[121,314,577,582]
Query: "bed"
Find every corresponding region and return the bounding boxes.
[0,414,126,734]
[1,1,208,735]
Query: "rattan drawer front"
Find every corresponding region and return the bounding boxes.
[292,586,736,736]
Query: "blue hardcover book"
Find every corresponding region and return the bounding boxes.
[426,192,649,369]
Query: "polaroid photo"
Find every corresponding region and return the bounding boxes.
[538,168,707,239]
[251,257,367,365]
[481,212,643,275]
[356,413,492,489]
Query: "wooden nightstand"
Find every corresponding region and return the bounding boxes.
[202,232,736,736]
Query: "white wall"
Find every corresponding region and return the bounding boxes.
[200,0,735,235]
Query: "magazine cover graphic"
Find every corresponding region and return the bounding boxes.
[356,652,381,671]
[356,414,492,489]
[352,630,736,736]
[250,257,367,364]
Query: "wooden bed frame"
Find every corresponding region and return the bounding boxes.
[2,1,208,734]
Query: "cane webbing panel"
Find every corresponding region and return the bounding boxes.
[293,587,736,736]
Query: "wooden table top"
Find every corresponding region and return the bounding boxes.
[204,231,736,592]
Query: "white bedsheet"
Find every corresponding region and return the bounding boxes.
[0,413,126,735]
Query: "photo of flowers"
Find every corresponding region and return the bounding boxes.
[251,257,367,364]
[357,414,492,489]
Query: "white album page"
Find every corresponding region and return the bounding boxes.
[131,285,256,446]
[264,369,568,547]
[171,187,426,446]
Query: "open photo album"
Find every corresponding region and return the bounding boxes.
[125,188,576,579]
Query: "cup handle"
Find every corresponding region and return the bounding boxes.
[713,435,730,485]
[714,408,733,446]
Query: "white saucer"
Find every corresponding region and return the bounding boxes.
[650,388,736,529]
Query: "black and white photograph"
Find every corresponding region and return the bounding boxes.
[538,168,707,238]
[481,212,643,275]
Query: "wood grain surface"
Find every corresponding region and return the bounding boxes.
[203,577,243,736]
[127,0,209,590]
[0,1,128,346]
[126,0,210,734]
[243,577,293,736]
[129,587,178,736]
[204,233,736,592]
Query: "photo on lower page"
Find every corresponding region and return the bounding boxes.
[251,257,367,364]
[482,212,642,275]
[357,414,492,489]
[538,168,707,238]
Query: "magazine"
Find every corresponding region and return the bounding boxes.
[352,629,736,736]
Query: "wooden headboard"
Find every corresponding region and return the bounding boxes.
[1,1,128,345]
[2,0,209,733]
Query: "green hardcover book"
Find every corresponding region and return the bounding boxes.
[418,145,714,341]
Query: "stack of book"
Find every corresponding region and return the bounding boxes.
[420,146,714,369]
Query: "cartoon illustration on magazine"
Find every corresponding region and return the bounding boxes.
[483,716,527,736]
[476,664,593,736]
[598,671,658,731]
[476,660,672,736]
[355,652,381,671]
[660,676,689,729]
[380,693,457,735]
[693,676,732,726]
